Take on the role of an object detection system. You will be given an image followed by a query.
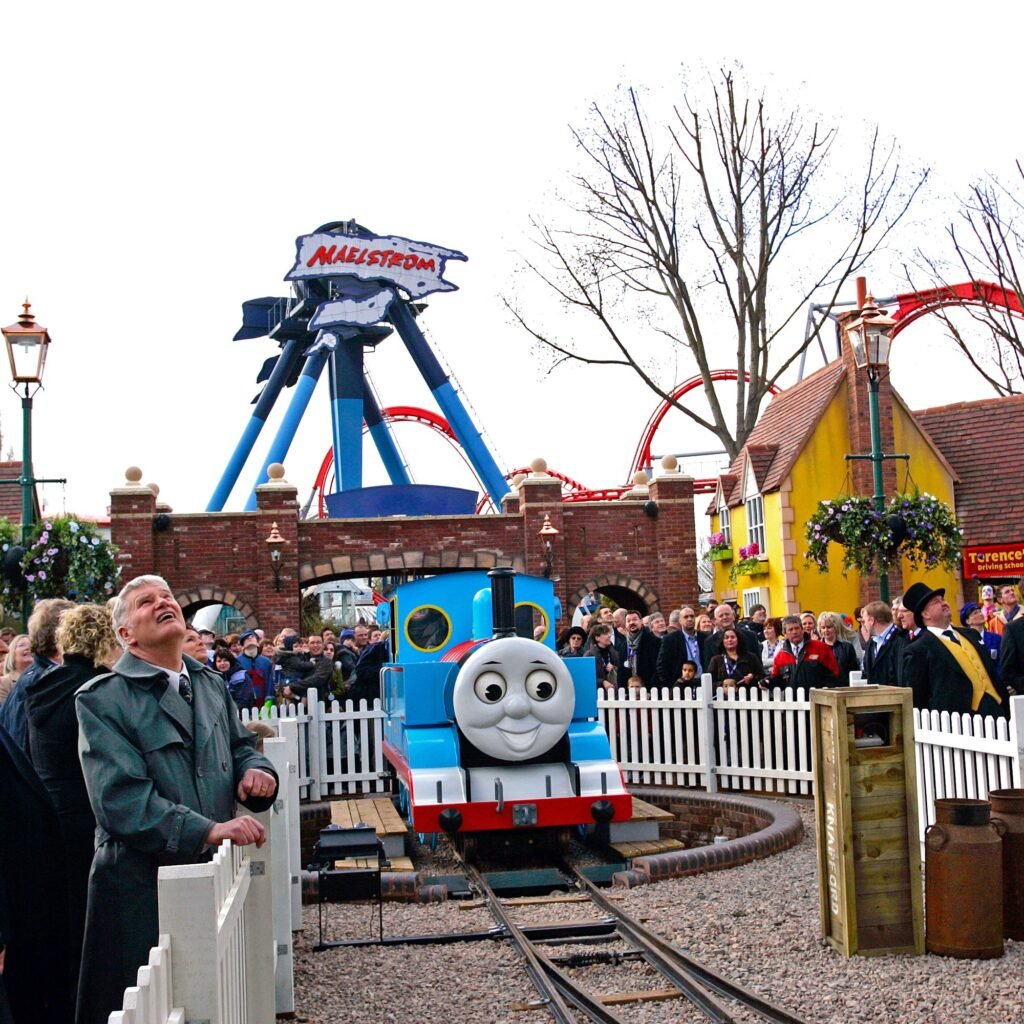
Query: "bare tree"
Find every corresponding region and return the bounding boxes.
[508,70,927,461]
[913,164,1024,396]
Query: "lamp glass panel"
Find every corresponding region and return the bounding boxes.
[867,328,892,367]
[6,334,45,382]
[849,325,867,368]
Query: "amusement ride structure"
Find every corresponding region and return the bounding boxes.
[207,220,1024,519]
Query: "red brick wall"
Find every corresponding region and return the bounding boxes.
[110,473,698,630]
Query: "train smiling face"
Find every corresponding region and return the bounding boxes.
[452,637,574,761]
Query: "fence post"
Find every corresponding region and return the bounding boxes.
[262,737,296,1016]
[699,672,719,794]
[158,857,238,1022]
[1011,694,1024,788]
[244,809,276,1024]
[307,688,322,801]
[277,717,304,932]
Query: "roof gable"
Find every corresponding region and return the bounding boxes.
[719,361,846,506]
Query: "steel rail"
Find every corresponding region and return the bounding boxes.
[462,861,627,1024]
[570,868,808,1024]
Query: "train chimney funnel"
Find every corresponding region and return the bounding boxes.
[489,566,517,638]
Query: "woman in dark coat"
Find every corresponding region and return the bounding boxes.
[23,604,118,1011]
[705,627,764,691]
[0,722,71,1024]
[583,624,619,692]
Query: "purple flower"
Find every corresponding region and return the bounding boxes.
[38,570,46,581]
[25,574,35,582]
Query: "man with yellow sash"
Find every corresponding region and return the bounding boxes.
[902,582,1009,717]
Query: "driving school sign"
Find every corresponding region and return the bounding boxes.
[962,543,1024,578]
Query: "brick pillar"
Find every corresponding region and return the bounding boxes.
[109,467,158,581]
[517,460,566,609]
[648,459,697,610]
[254,465,300,632]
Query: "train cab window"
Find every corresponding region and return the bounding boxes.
[405,605,451,652]
[515,601,549,642]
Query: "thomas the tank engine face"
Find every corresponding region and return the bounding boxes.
[452,637,574,761]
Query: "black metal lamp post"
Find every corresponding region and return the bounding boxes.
[1,301,57,626]
[265,521,286,591]
[539,513,559,579]
[2,301,50,542]
[846,296,900,603]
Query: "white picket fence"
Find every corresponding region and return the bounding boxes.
[599,678,1024,835]
[913,696,1024,838]
[240,690,386,801]
[110,727,301,1024]
[600,675,815,795]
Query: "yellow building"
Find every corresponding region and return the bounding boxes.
[707,337,960,618]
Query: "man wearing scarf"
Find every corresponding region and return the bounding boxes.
[621,610,661,687]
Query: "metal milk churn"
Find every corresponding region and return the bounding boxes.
[989,789,1024,941]
[924,798,1003,958]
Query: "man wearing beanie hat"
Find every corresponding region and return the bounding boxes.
[902,582,1009,716]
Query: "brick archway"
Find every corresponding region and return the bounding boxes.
[297,548,527,586]
[571,574,662,616]
[175,585,259,628]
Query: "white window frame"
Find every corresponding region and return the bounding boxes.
[719,504,731,545]
[741,586,768,618]
[745,494,765,553]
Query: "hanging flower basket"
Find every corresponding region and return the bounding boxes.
[803,492,963,577]
[20,516,121,604]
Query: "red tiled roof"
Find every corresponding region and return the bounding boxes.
[914,394,1024,547]
[0,462,37,526]
[719,361,846,506]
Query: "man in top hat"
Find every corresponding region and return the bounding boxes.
[901,581,1009,717]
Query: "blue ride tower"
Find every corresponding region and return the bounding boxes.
[207,220,508,516]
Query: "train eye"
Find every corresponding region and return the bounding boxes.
[525,669,557,701]
[474,671,507,703]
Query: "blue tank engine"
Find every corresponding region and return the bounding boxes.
[377,568,632,837]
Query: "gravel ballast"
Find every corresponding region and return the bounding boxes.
[293,801,1024,1023]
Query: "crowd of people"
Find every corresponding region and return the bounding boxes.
[554,577,1024,719]
[2,572,1023,1023]
[174,620,392,712]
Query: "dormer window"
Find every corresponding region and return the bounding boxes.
[746,494,765,553]
[719,504,731,544]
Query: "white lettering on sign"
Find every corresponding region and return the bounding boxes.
[825,800,840,916]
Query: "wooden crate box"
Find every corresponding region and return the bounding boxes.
[811,685,924,957]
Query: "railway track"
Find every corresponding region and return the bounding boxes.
[460,858,808,1024]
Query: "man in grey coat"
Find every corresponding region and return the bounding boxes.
[75,575,278,1024]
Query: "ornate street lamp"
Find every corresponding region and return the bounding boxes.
[265,521,287,591]
[539,513,559,579]
[846,296,899,602]
[2,300,51,542]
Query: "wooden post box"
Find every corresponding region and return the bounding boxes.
[811,685,924,956]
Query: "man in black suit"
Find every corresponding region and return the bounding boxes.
[656,606,704,684]
[861,600,908,685]
[901,582,1008,717]
[1000,615,1024,696]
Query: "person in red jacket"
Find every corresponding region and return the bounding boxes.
[769,615,839,692]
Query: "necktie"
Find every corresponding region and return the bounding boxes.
[942,629,960,646]
[179,675,194,704]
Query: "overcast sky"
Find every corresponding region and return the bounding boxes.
[0,2,1019,521]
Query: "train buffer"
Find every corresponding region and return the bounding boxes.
[602,797,683,860]
[329,796,410,868]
